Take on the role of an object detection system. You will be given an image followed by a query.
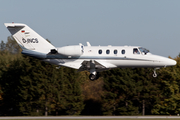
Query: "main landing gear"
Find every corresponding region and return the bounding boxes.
[88,60,100,81]
[89,72,99,81]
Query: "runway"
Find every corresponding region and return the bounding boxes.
[0,116,180,119]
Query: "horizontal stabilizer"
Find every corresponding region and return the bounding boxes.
[5,23,25,28]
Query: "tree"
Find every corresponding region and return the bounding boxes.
[132,68,161,115]
[6,36,21,54]
[101,68,139,115]
[60,68,84,115]
[152,57,180,115]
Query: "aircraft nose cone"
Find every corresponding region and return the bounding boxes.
[166,59,177,66]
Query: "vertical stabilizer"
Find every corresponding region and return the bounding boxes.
[4,23,56,53]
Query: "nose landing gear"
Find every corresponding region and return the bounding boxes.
[153,70,157,77]
[153,68,159,78]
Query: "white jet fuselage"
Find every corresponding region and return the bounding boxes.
[4,23,176,80]
[43,45,176,70]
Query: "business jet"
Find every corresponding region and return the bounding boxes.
[4,23,176,81]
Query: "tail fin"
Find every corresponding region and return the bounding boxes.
[4,23,56,53]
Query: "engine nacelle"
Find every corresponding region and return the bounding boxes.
[57,45,83,56]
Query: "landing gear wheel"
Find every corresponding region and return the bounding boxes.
[153,72,157,77]
[89,74,96,81]
[153,68,159,78]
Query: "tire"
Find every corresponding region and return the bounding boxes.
[89,74,96,81]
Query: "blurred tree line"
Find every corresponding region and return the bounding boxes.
[0,36,180,116]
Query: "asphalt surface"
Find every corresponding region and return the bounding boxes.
[0,116,180,119]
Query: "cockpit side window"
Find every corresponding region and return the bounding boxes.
[139,47,149,55]
[133,48,140,54]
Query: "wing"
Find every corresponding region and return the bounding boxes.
[56,59,117,72]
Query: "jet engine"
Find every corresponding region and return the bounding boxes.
[57,45,84,56]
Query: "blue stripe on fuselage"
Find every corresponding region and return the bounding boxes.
[21,50,154,62]
[46,54,153,62]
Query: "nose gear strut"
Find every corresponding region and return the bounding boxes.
[153,68,159,77]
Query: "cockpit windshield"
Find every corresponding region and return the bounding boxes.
[139,47,149,55]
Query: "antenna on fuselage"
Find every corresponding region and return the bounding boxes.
[87,42,91,46]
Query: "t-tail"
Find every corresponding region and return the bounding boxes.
[4,23,56,58]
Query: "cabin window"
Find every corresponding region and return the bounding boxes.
[133,48,140,54]
[121,50,125,54]
[114,50,117,54]
[98,49,102,54]
[106,50,110,54]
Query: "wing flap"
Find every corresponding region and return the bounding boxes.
[78,60,116,72]
[60,62,82,70]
